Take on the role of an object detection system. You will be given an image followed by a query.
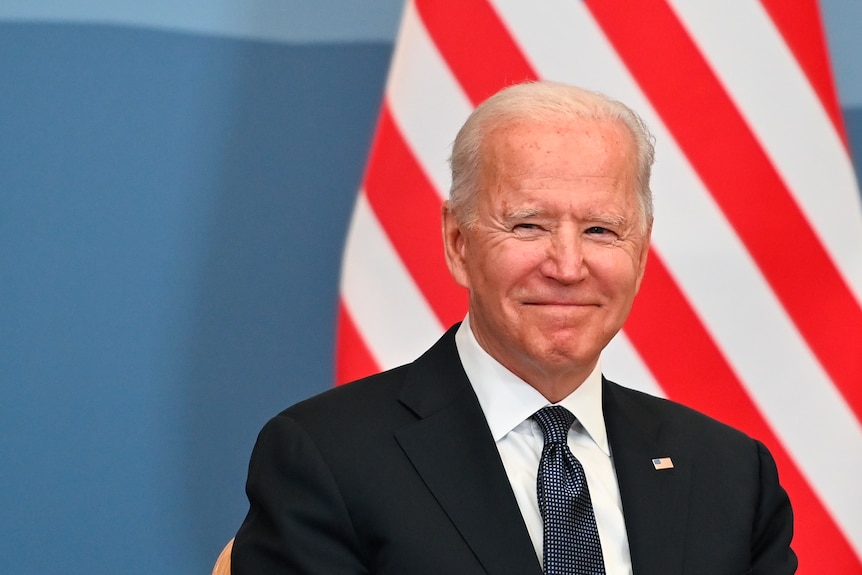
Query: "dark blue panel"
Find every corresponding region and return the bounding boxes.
[0,22,389,575]
[845,106,862,187]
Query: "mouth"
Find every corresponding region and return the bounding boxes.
[522,301,598,307]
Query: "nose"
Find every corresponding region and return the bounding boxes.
[540,226,587,284]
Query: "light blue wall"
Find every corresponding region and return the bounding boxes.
[820,0,862,106]
[0,0,404,42]
[0,3,859,574]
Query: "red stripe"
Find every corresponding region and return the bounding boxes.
[363,103,468,328]
[335,301,380,385]
[585,0,862,428]
[626,254,862,574]
[759,0,848,144]
[415,0,537,105]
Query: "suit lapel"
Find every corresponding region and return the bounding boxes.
[395,328,543,575]
[391,331,694,575]
[603,379,690,575]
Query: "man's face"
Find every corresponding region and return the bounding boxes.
[443,118,651,390]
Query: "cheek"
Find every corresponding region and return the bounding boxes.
[586,251,641,290]
[490,249,542,288]
[468,246,533,297]
[497,240,548,271]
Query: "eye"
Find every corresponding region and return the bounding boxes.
[512,222,546,238]
[584,226,619,242]
[585,226,611,234]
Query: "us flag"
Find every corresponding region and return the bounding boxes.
[335,1,862,572]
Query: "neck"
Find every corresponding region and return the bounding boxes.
[510,360,598,404]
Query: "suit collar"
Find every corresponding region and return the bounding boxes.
[395,326,543,575]
[603,378,690,575]
[455,318,609,455]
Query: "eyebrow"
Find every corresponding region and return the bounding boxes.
[586,212,627,228]
[504,207,544,220]
[504,207,628,228]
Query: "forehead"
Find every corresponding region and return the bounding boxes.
[478,117,638,201]
[486,115,633,157]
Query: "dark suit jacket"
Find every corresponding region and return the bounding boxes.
[232,326,796,574]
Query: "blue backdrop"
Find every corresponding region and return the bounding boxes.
[1,2,859,573]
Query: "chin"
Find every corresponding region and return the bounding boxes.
[531,339,593,364]
[535,328,605,355]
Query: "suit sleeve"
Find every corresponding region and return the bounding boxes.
[751,440,798,574]
[232,415,368,575]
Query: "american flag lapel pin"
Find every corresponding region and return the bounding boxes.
[652,457,674,470]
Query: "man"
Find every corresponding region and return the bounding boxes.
[232,81,797,574]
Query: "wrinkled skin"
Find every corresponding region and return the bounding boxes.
[443,118,651,402]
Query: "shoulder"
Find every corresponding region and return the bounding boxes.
[603,378,786,509]
[290,365,409,415]
[272,325,466,435]
[263,365,413,443]
[604,378,758,450]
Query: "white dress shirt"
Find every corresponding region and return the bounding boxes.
[455,317,633,574]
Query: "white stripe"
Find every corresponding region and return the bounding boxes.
[492,0,862,551]
[340,192,444,369]
[603,332,666,399]
[386,0,473,199]
[667,0,862,304]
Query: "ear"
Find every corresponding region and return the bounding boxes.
[634,219,653,292]
[441,201,471,289]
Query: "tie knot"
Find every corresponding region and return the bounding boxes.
[533,405,576,444]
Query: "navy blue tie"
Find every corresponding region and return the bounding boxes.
[534,406,606,575]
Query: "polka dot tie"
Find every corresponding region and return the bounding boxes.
[534,406,606,575]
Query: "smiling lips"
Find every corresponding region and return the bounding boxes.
[522,300,599,307]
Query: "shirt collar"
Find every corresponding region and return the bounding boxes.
[455,316,609,455]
